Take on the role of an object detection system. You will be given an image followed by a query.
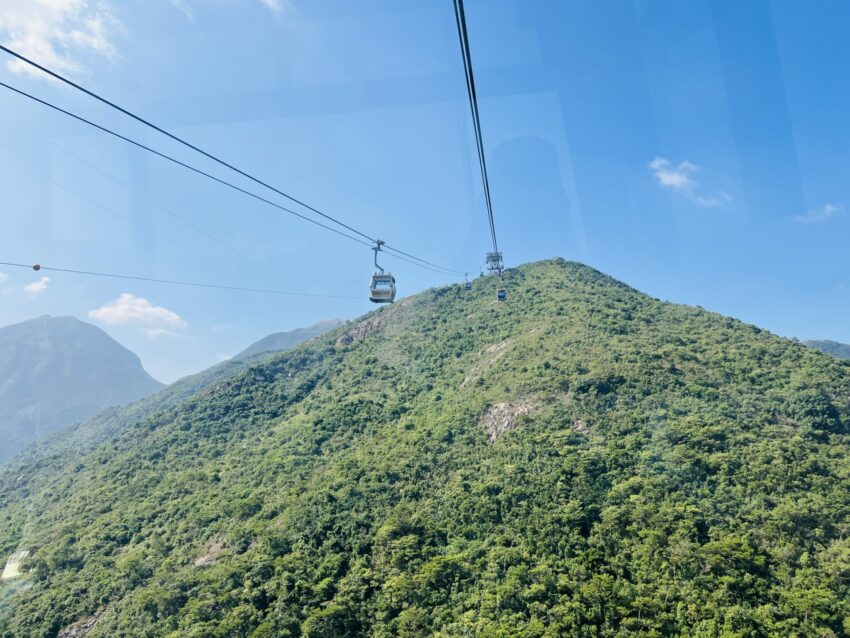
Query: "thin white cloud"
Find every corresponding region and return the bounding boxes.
[1,273,16,295]
[649,156,731,208]
[23,277,50,295]
[793,203,843,225]
[169,0,194,19]
[89,293,187,338]
[690,192,733,208]
[259,0,292,13]
[0,0,119,79]
[171,0,288,18]
[145,328,181,339]
[649,157,696,190]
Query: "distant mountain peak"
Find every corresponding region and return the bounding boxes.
[0,315,163,463]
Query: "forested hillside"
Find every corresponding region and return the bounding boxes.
[1,260,849,637]
[0,320,344,511]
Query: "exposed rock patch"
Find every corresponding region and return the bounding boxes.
[481,401,533,441]
[485,338,514,355]
[58,609,104,638]
[1,550,29,580]
[571,418,591,435]
[336,314,385,347]
[462,339,515,387]
[462,328,543,388]
[194,538,225,567]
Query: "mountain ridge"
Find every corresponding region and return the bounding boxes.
[233,319,346,361]
[804,339,850,360]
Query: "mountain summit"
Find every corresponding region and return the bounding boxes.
[0,315,162,463]
[1,260,849,636]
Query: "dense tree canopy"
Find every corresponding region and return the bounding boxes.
[1,259,849,637]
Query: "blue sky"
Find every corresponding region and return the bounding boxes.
[0,0,848,382]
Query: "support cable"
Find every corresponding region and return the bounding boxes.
[452,0,502,272]
[0,261,361,300]
[0,45,466,277]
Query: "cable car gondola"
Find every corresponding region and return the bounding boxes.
[464,273,472,290]
[369,240,396,303]
[497,287,507,302]
[370,273,396,303]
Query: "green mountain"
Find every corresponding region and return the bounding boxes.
[233,320,345,362]
[804,339,850,360]
[2,260,849,637]
[0,316,163,464]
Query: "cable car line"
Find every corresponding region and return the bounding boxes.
[51,143,453,275]
[0,80,373,249]
[50,180,203,258]
[0,261,362,300]
[54,143,248,260]
[0,44,375,244]
[452,0,506,301]
[381,243,463,276]
[452,0,500,260]
[0,45,465,278]
[0,80,462,278]
[383,252,457,275]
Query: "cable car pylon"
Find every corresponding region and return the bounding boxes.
[485,251,507,301]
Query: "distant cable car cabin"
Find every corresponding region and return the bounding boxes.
[464,273,472,290]
[497,287,507,302]
[369,240,396,303]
